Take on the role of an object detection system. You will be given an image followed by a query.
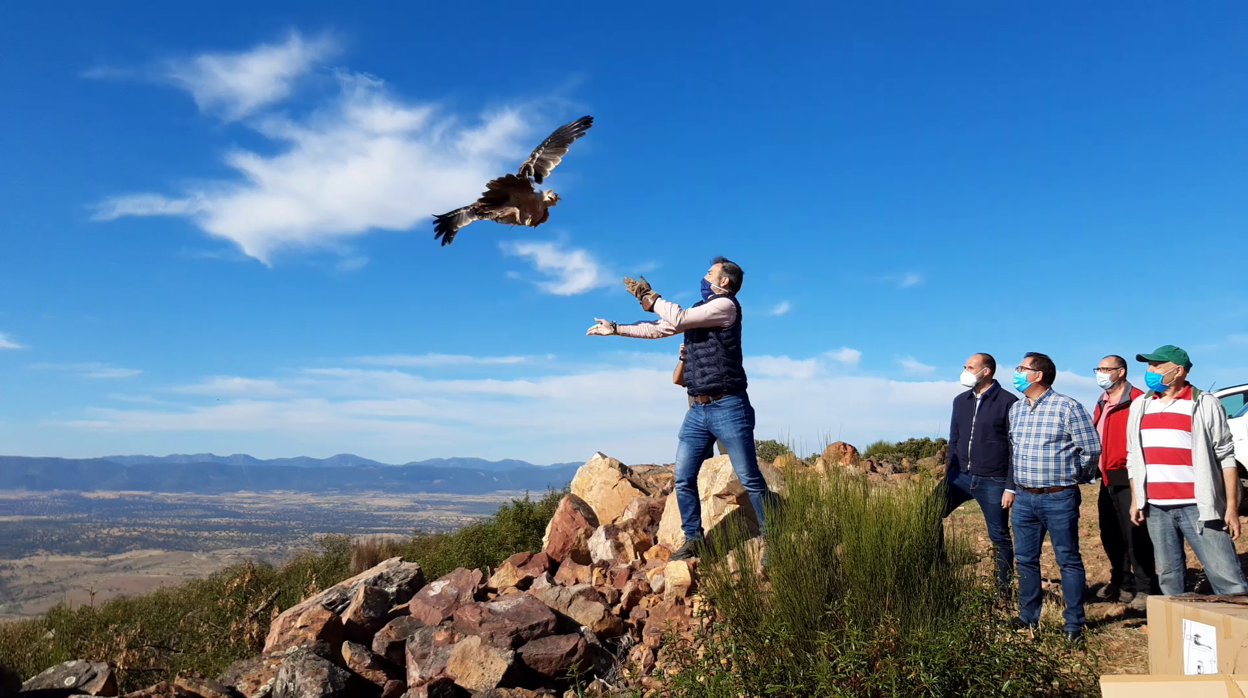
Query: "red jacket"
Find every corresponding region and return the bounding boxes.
[1093,384,1144,478]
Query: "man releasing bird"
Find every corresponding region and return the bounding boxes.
[432,115,593,246]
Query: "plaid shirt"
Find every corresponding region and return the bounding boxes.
[1009,388,1101,489]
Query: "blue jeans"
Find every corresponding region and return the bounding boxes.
[1145,504,1248,596]
[943,468,1014,593]
[674,392,773,541]
[1013,487,1085,632]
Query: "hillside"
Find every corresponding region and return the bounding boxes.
[100,453,581,471]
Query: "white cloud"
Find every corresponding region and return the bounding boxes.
[769,301,792,316]
[95,49,542,264]
[0,333,20,350]
[501,240,610,295]
[354,354,528,367]
[898,356,936,376]
[166,31,336,120]
[826,347,862,366]
[746,356,820,380]
[173,376,296,398]
[900,273,923,288]
[30,363,142,379]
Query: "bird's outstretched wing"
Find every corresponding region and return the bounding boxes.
[479,173,536,206]
[517,115,593,184]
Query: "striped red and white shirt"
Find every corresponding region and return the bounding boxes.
[1143,385,1196,506]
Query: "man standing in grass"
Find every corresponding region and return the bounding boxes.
[587,257,773,561]
[1008,352,1101,644]
[1092,354,1157,611]
[1127,345,1247,596]
[943,352,1018,600]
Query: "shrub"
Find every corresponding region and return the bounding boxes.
[863,436,947,462]
[753,440,792,464]
[0,490,563,692]
[660,469,1098,697]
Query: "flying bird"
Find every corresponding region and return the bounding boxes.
[433,115,594,246]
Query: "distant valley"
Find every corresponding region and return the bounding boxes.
[0,453,582,496]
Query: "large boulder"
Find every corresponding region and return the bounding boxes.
[528,584,623,638]
[265,558,423,656]
[371,615,425,665]
[569,453,647,525]
[272,646,353,698]
[20,660,117,696]
[587,524,642,566]
[405,626,461,688]
[451,594,558,649]
[540,495,599,564]
[823,441,860,467]
[625,464,676,498]
[342,583,394,644]
[445,636,515,693]
[408,568,484,626]
[517,633,588,680]
[656,455,762,548]
[663,560,694,601]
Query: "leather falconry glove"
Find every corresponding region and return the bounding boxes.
[624,276,660,312]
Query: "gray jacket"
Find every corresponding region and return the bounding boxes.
[1126,387,1238,522]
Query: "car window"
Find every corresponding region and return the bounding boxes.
[1224,391,1248,418]
[1237,402,1248,420]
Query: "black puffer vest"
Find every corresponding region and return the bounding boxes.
[683,294,747,397]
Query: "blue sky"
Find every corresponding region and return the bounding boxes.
[1,3,1246,464]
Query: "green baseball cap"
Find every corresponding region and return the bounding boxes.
[1136,345,1192,370]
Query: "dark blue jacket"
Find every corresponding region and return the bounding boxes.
[947,380,1018,490]
[683,294,747,396]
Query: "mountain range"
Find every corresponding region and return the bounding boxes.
[0,453,584,495]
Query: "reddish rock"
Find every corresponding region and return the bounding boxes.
[445,635,515,693]
[823,441,861,467]
[553,560,591,587]
[408,568,484,626]
[517,633,588,680]
[343,583,393,644]
[643,602,692,650]
[263,603,344,657]
[381,679,406,698]
[540,494,599,564]
[451,594,558,649]
[265,558,423,656]
[597,585,621,606]
[529,584,623,638]
[503,551,533,568]
[609,566,632,590]
[619,496,666,538]
[487,560,534,591]
[405,626,460,688]
[628,643,657,676]
[218,656,281,697]
[519,552,553,576]
[619,579,649,614]
[341,640,396,686]
[371,615,425,665]
[626,464,676,498]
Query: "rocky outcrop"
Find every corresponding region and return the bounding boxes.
[656,455,761,548]
[569,453,647,525]
[823,441,861,467]
[540,495,598,565]
[408,568,483,626]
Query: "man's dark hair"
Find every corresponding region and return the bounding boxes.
[1105,355,1127,370]
[1024,352,1057,387]
[975,352,997,377]
[712,256,744,292]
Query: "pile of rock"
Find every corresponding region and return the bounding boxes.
[774,442,947,483]
[11,452,782,698]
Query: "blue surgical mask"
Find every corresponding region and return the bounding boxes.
[1013,371,1032,393]
[700,278,715,301]
[1145,367,1176,393]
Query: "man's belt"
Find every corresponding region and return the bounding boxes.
[1020,485,1078,495]
[691,393,731,404]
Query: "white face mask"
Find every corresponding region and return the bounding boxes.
[959,369,985,388]
[1095,371,1118,390]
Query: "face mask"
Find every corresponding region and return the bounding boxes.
[1144,367,1176,393]
[700,278,727,301]
[1095,371,1117,390]
[1013,371,1033,393]
[959,369,984,388]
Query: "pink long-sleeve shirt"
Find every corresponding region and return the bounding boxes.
[616,297,737,339]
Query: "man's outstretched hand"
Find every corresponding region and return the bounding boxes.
[624,276,651,300]
[587,318,617,336]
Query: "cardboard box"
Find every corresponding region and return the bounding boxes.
[1101,675,1248,698]
[1149,595,1248,675]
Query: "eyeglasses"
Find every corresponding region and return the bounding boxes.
[1093,367,1125,374]
[1014,366,1038,374]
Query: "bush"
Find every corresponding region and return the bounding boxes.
[0,490,563,692]
[660,469,1097,697]
[863,436,947,462]
[753,440,792,464]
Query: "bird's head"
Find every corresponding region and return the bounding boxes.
[542,190,561,206]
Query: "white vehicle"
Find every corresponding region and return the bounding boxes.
[1213,384,1248,469]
